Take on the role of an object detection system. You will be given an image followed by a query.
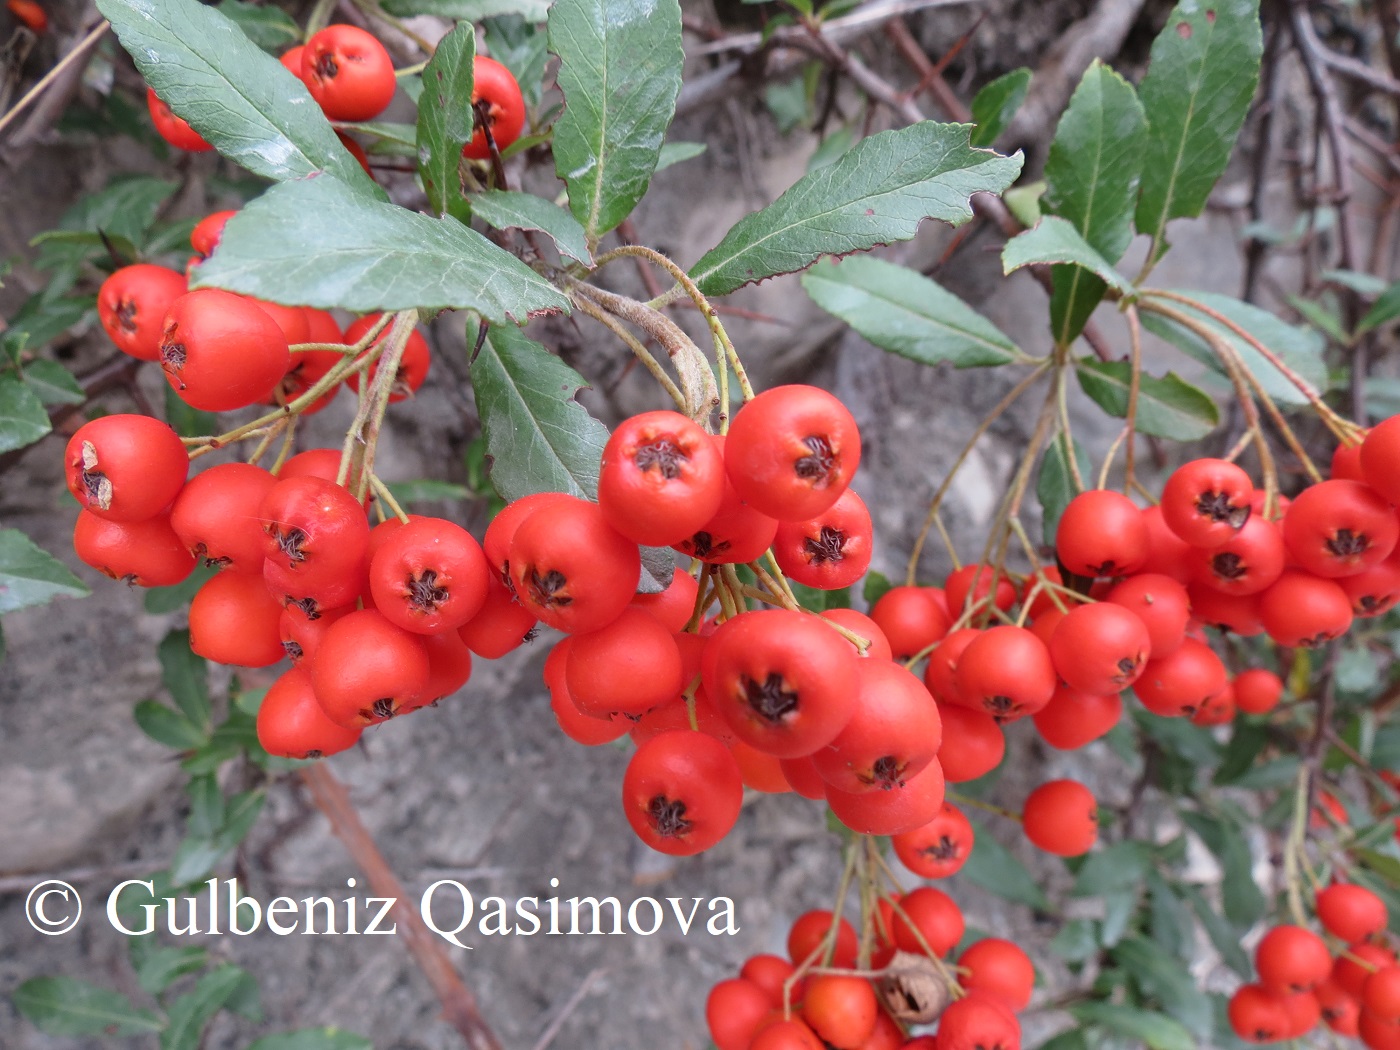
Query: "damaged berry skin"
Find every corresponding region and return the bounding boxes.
[369,517,490,635]
[702,609,859,758]
[723,384,862,521]
[158,289,290,413]
[622,729,743,856]
[598,410,726,546]
[259,475,371,610]
[1161,458,1255,549]
[311,609,430,728]
[64,414,188,523]
[507,496,640,633]
[772,487,873,590]
[97,264,187,362]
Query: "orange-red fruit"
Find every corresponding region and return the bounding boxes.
[98,264,187,361]
[892,802,974,879]
[723,384,861,521]
[1337,944,1400,999]
[750,1019,827,1050]
[1256,925,1332,994]
[1232,667,1283,715]
[788,909,859,968]
[825,757,944,836]
[1105,573,1190,657]
[566,608,683,717]
[954,626,1056,722]
[870,586,952,661]
[1032,685,1122,750]
[1133,636,1228,718]
[310,609,429,727]
[1316,883,1388,944]
[621,729,743,856]
[171,462,278,572]
[1229,984,1289,1043]
[301,24,397,121]
[159,289,291,412]
[73,510,195,587]
[598,410,725,546]
[889,885,964,957]
[958,938,1036,1011]
[810,659,941,793]
[458,574,537,658]
[146,87,213,151]
[1283,480,1398,578]
[368,518,490,634]
[255,667,361,760]
[1360,415,1400,504]
[934,704,1005,782]
[508,497,640,633]
[189,571,285,667]
[64,414,188,522]
[1055,490,1147,577]
[1258,569,1354,648]
[1047,602,1150,695]
[706,978,773,1050]
[1161,458,1254,548]
[343,315,432,403]
[544,639,627,746]
[773,488,873,590]
[1022,779,1098,856]
[933,991,1021,1050]
[803,974,879,1049]
[1364,968,1400,1021]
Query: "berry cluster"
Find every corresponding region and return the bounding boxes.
[706,908,1032,1050]
[1227,882,1397,1045]
[144,25,525,170]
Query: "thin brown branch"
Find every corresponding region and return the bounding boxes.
[300,763,503,1050]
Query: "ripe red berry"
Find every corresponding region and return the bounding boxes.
[188,571,285,667]
[1105,573,1190,657]
[302,24,397,121]
[958,937,1036,1011]
[462,56,527,160]
[892,802,974,878]
[1228,983,1289,1043]
[934,703,1005,782]
[1032,684,1122,750]
[311,609,429,726]
[773,488,873,590]
[621,729,743,855]
[256,667,361,760]
[1133,636,1229,718]
[955,626,1056,722]
[368,517,490,634]
[1259,569,1354,648]
[159,289,291,412]
[1283,480,1398,578]
[599,410,726,546]
[1256,925,1332,993]
[1047,602,1150,695]
[171,463,278,572]
[508,497,640,633]
[458,574,537,658]
[1316,883,1388,944]
[933,991,1021,1050]
[1191,514,1286,596]
[871,586,952,662]
[1022,779,1098,856]
[1361,414,1400,504]
[1055,490,1147,577]
[1232,667,1283,714]
[565,608,683,718]
[824,757,944,836]
[810,659,941,793]
[146,87,212,151]
[73,510,195,587]
[98,264,187,361]
[260,475,371,612]
[64,414,188,523]
[803,974,878,1049]
[787,910,858,968]
[1161,458,1254,547]
[706,978,773,1050]
[724,385,861,521]
[343,314,432,403]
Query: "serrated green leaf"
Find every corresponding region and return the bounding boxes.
[162,966,258,1050]
[1134,0,1263,260]
[1180,884,1250,975]
[1074,359,1219,440]
[655,140,705,171]
[13,978,162,1037]
[1003,216,1134,296]
[1037,431,1091,546]
[1182,810,1264,927]
[550,0,683,240]
[969,67,1031,147]
[195,175,569,321]
[96,0,380,196]
[135,700,207,750]
[159,629,211,730]
[1230,754,1298,789]
[1072,1001,1194,1050]
[4,293,94,354]
[1072,840,1151,897]
[472,190,592,263]
[247,1030,375,1050]
[802,256,1019,368]
[0,373,51,453]
[1043,61,1147,344]
[22,360,85,405]
[692,122,1022,297]
[957,819,1050,910]
[216,0,300,51]
[1140,291,1328,406]
[134,945,209,996]
[384,0,550,18]
[0,528,89,613]
[469,322,610,501]
[416,22,475,221]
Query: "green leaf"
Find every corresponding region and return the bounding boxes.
[472,190,593,263]
[216,0,300,51]
[385,479,473,503]
[764,76,808,134]
[1003,180,1044,229]
[54,174,179,247]
[1074,359,1219,440]
[13,978,162,1036]
[1114,936,1214,1037]
[1037,1032,1090,1050]
[1100,887,1138,947]
[1037,431,1091,545]
[549,0,683,240]
[22,360,85,406]
[692,122,1022,297]
[162,966,258,1050]
[957,819,1051,910]
[1288,294,1349,345]
[133,945,209,996]
[0,373,51,453]
[97,0,379,196]
[863,570,892,607]
[169,792,266,884]
[1002,216,1134,296]
[0,528,89,613]
[801,256,1019,369]
[1140,291,1328,406]
[1180,884,1251,976]
[135,700,207,750]
[159,629,211,730]
[247,1030,375,1050]
[1071,1002,1194,1050]
[807,125,855,172]
[1043,61,1147,344]
[187,774,225,837]
[339,120,418,151]
[1072,840,1151,897]
[470,322,610,501]
[4,293,94,351]
[969,67,1031,147]
[1182,810,1264,927]
[416,22,475,221]
[655,140,706,171]
[384,0,550,19]
[1146,870,1192,960]
[1134,0,1263,258]
[1051,918,1099,962]
[1230,754,1299,790]
[1212,719,1269,784]
[1355,847,1400,887]
[483,15,551,109]
[1358,281,1400,335]
[195,175,570,321]
[163,385,220,440]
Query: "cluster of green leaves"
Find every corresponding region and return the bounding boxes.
[12,629,361,1048]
